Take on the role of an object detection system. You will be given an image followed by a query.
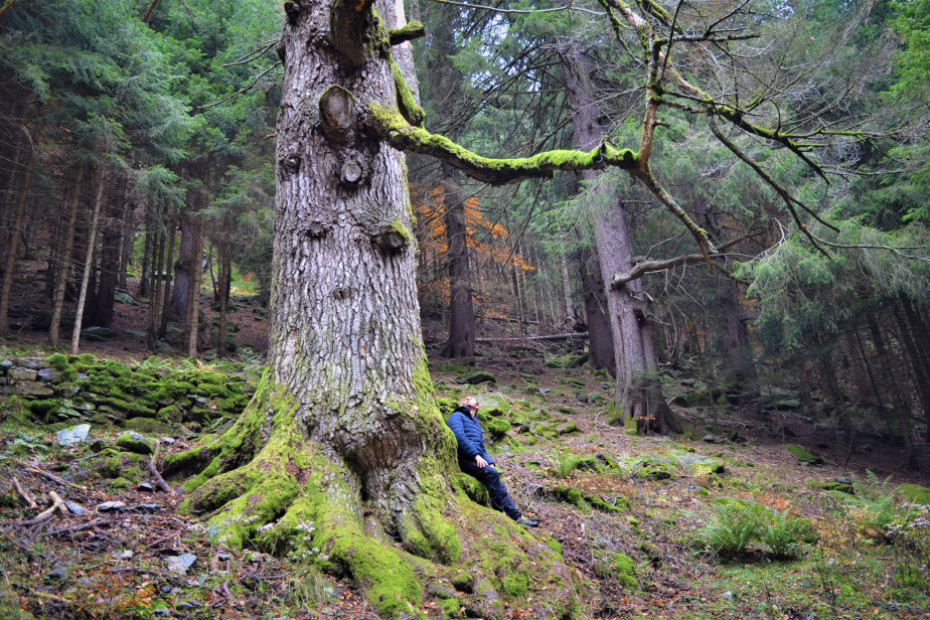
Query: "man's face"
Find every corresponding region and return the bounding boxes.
[464,397,479,414]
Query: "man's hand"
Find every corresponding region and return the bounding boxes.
[475,455,488,468]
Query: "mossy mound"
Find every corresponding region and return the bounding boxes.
[457,371,497,385]
[548,485,627,513]
[785,444,824,465]
[895,483,930,504]
[115,431,154,455]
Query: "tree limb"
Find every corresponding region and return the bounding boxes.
[369,103,639,185]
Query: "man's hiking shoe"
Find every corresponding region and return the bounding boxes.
[517,517,539,527]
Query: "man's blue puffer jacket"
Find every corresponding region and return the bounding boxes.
[446,405,494,465]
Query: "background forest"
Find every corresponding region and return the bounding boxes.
[1,0,930,618]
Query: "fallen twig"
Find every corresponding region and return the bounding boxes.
[12,476,38,509]
[13,491,66,526]
[41,518,111,538]
[6,457,89,492]
[149,443,175,494]
[106,567,162,577]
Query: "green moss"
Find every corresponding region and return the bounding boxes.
[612,552,638,590]
[108,477,132,493]
[483,416,510,441]
[895,483,930,504]
[450,572,474,592]
[389,55,425,127]
[439,596,461,619]
[785,444,824,465]
[543,536,562,555]
[116,432,154,455]
[453,473,489,506]
[26,399,59,420]
[369,102,638,184]
[501,571,528,598]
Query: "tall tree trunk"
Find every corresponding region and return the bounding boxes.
[440,165,476,359]
[217,220,231,357]
[89,173,123,328]
[563,44,677,433]
[139,211,153,298]
[148,226,166,350]
[70,169,106,354]
[579,246,616,376]
[185,210,205,357]
[0,152,32,335]
[158,216,177,338]
[161,3,570,616]
[117,188,134,290]
[168,197,196,321]
[49,166,85,347]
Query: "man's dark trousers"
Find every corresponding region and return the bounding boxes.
[459,459,521,520]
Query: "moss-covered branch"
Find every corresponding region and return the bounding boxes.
[388,20,425,45]
[369,103,638,185]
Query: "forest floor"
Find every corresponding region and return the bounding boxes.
[1,283,929,619]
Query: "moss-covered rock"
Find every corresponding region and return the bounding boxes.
[484,416,510,441]
[458,371,497,385]
[115,431,154,455]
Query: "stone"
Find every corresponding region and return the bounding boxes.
[136,503,160,513]
[96,501,127,512]
[37,368,61,382]
[9,367,38,381]
[152,610,171,616]
[176,600,202,609]
[57,424,91,446]
[81,326,117,341]
[166,553,197,574]
[217,553,231,562]
[137,482,156,493]
[160,586,173,594]
[126,329,147,340]
[46,567,69,582]
[114,550,134,560]
[428,582,457,600]
[159,437,175,445]
[114,291,136,304]
[14,381,55,398]
[65,501,89,516]
[702,435,716,443]
[116,431,154,455]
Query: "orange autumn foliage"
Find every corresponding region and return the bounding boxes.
[411,183,533,272]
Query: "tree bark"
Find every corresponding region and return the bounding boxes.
[70,169,106,355]
[563,44,677,433]
[89,173,123,328]
[162,2,571,616]
[158,216,177,338]
[185,210,205,357]
[440,165,476,360]
[0,152,32,335]
[168,197,196,321]
[578,246,616,376]
[49,166,84,348]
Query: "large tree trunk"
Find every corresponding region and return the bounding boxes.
[88,173,124,328]
[70,169,106,354]
[564,44,678,433]
[49,166,84,348]
[578,246,616,376]
[440,165,476,360]
[167,197,196,321]
[162,2,570,616]
[0,151,32,335]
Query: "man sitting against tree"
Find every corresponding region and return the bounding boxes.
[447,396,539,527]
